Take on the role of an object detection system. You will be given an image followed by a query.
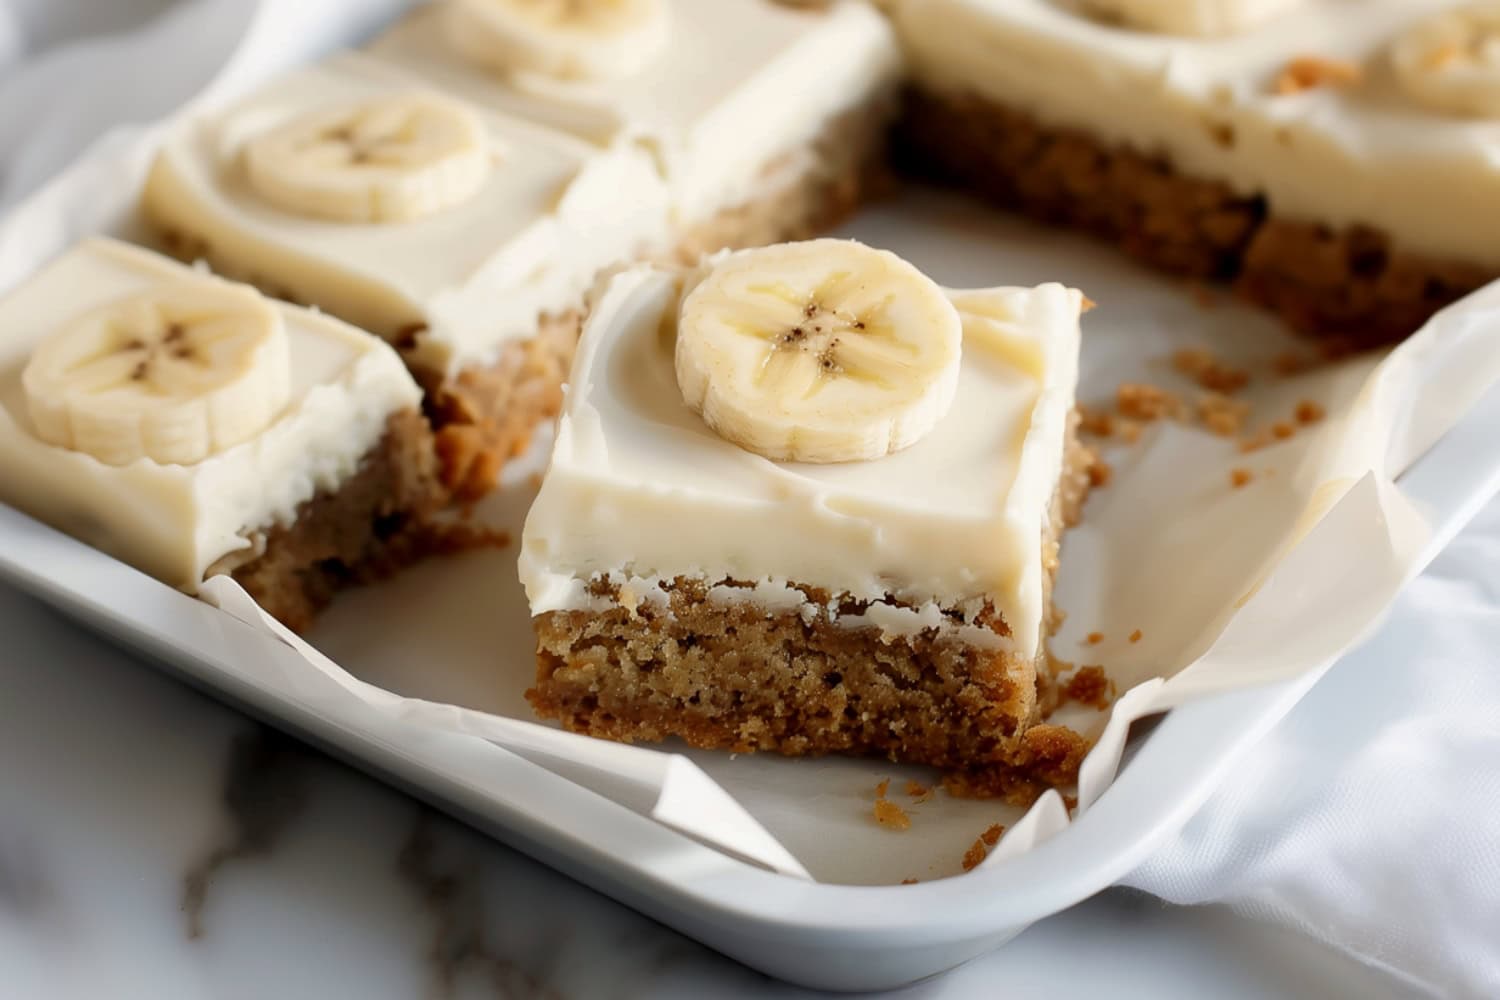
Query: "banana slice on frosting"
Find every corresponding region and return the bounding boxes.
[244,93,491,224]
[674,239,963,465]
[1075,0,1302,36]
[23,283,291,467]
[1393,3,1500,118]
[444,0,670,81]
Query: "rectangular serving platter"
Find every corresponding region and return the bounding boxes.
[5,299,1500,994]
[7,5,1500,988]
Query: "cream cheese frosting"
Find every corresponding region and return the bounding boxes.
[518,264,1083,659]
[143,52,672,377]
[894,0,1500,268]
[0,238,420,591]
[365,0,901,228]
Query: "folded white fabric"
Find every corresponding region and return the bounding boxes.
[2,2,1496,996]
[1125,504,1500,998]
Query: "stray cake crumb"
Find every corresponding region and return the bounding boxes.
[1199,391,1251,437]
[1063,794,1079,812]
[874,778,890,800]
[1129,628,1143,644]
[1230,467,1254,488]
[873,798,911,831]
[904,779,933,803]
[1064,666,1115,710]
[980,823,1006,847]
[900,877,919,885]
[1081,295,1098,313]
[1274,55,1362,96]
[1084,631,1104,646]
[1117,418,1143,444]
[1295,399,1326,425]
[1172,347,1249,394]
[1088,460,1113,488]
[1272,421,1296,440]
[961,838,988,872]
[1238,429,1271,453]
[1117,382,1184,422]
[1077,404,1114,438]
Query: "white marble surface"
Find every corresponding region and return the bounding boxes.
[0,577,1418,999]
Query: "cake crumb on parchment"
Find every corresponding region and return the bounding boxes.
[1274,55,1362,96]
[873,778,911,831]
[1129,628,1143,643]
[961,838,988,872]
[1063,665,1116,711]
[1230,467,1254,488]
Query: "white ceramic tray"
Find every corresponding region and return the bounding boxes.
[6,7,1500,988]
[5,380,1499,992]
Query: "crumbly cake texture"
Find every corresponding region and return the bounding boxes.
[526,428,1095,797]
[211,409,447,633]
[896,88,1491,347]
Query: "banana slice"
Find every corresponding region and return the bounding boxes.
[444,0,670,82]
[244,94,491,223]
[1074,0,1301,36]
[674,239,963,465]
[23,283,291,467]
[1392,3,1500,118]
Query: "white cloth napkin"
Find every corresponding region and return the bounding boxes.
[2,2,1497,996]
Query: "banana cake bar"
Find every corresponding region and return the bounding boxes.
[142,52,672,502]
[519,239,1093,790]
[891,0,1500,346]
[366,0,901,258]
[0,238,444,632]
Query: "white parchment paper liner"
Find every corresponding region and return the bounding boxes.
[3,0,1500,884]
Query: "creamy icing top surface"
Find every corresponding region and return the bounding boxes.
[519,265,1083,658]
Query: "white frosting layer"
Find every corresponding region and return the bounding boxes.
[366,0,901,227]
[895,0,1500,268]
[143,52,672,376]
[518,265,1083,659]
[0,239,421,591]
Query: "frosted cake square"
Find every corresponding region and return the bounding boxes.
[0,238,443,631]
[366,0,901,255]
[142,52,672,499]
[519,239,1093,790]
[892,0,1500,345]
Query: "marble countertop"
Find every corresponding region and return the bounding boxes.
[0,579,1415,999]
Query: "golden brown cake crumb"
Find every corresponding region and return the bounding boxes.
[1117,382,1184,422]
[874,798,912,831]
[1274,56,1362,96]
[1078,404,1114,438]
[874,778,891,799]
[1088,460,1113,488]
[1272,420,1296,440]
[901,877,919,885]
[1063,666,1116,711]
[1295,400,1326,425]
[980,823,1006,847]
[961,838,988,872]
[1230,467,1254,488]
[1172,347,1249,394]
[1084,631,1104,646]
[1129,628,1143,643]
[904,780,933,803]
[1199,391,1251,437]
[1063,793,1080,812]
